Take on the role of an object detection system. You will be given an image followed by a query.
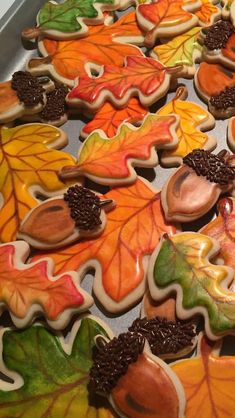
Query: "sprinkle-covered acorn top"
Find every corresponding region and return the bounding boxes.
[11,71,45,107]
[64,185,111,231]
[182,149,235,185]
[128,316,196,357]
[90,316,196,395]
[203,20,234,50]
[40,83,68,121]
[210,85,235,110]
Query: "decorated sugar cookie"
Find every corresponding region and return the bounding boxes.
[27,12,145,87]
[136,0,202,47]
[18,185,114,249]
[195,61,235,118]
[0,123,76,243]
[200,196,235,291]
[228,116,235,151]
[32,177,178,313]
[81,98,148,139]
[90,330,186,418]
[199,20,235,70]
[151,27,202,78]
[21,0,134,40]
[156,86,216,166]
[221,0,235,19]
[161,149,235,222]
[172,333,235,418]
[194,0,221,26]
[0,316,115,417]
[141,291,178,321]
[0,241,93,329]
[148,232,235,339]
[66,55,182,110]
[0,71,54,124]
[59,113,179,186]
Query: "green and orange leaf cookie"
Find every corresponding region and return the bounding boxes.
[60,113,179,185]
[0,123,76,243]
[0,241,92,329]
[148,232,235,339]
[0,316,114,418]
[172,333,235,418]
[27,12,144,86]
[156,86,216,165]
[67,55,181,110]
[32,177,177,313]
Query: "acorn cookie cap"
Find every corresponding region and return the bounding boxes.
[203,20,234,50]
[11,71,45,107]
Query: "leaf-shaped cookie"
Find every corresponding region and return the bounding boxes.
[22,0,132,40]
[27,12,144,86]
[172,333,235,417]
[32,177,177,313]
[67,55,181,110]
[60,113,179,185]
[148,232,235,339]
[136,0,201,46]
[0,316,114,418]
[81,98,148,138]
[151,27,202,78]
[156,86,216,165]
[0,123,76,243]
[201,197,235,291]
[194,0,221,26]
[0,241,92,328]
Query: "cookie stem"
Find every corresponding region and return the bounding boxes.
[22,26,41,40]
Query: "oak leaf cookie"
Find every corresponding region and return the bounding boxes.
[172,333,235,418]
[148,231,235,340]
[18,185,114,249]
[0,316,115,417]
[0,241,93,329]
[0,123,77,243]
[90,329,186,418]
[31,177,178,314]
[21,0,134,40]
[26,12,145,87]
[194,61,235,118]
[161,149,235,222]
[59,113,180,186]
[66,55,182,110]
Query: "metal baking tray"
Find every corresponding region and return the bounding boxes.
[0,0,234,349]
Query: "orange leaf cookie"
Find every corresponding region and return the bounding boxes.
[0,123,76,243]
[27,12,144,87]
[194,0,221,26]
[0,241,92,329]
[81,98,148,139]
[136,0,201,46]
[172,334,235,417]
[156,86,216,165]
[60,113,179,185]
[32,177,177,313]
[67,55,181,110]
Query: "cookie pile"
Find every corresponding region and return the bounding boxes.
[0,0,235,417]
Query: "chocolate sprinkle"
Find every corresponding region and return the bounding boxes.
[40,83,68,121]
[64,185,102,231]
[203,20,234,50]
[11,71,44,107]
[128,317,196,357]
[210,85,235,110]
[90,332,145,395]
[183,149,235,185]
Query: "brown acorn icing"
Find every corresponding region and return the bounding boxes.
[203,20,234,50]
[128,317,196,357]
[210,85,235,110]
[90,332,145,395]
[64,185,104,231]
[11,71,45,107]
[40,83,68,121]
[183,149,235,185]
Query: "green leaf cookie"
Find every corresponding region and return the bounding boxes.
[148,232,235,340]
[0,317,114,418]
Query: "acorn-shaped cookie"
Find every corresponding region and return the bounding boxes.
[90,330,186,418]
[161,149,235,222]
[17,185,114,249]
